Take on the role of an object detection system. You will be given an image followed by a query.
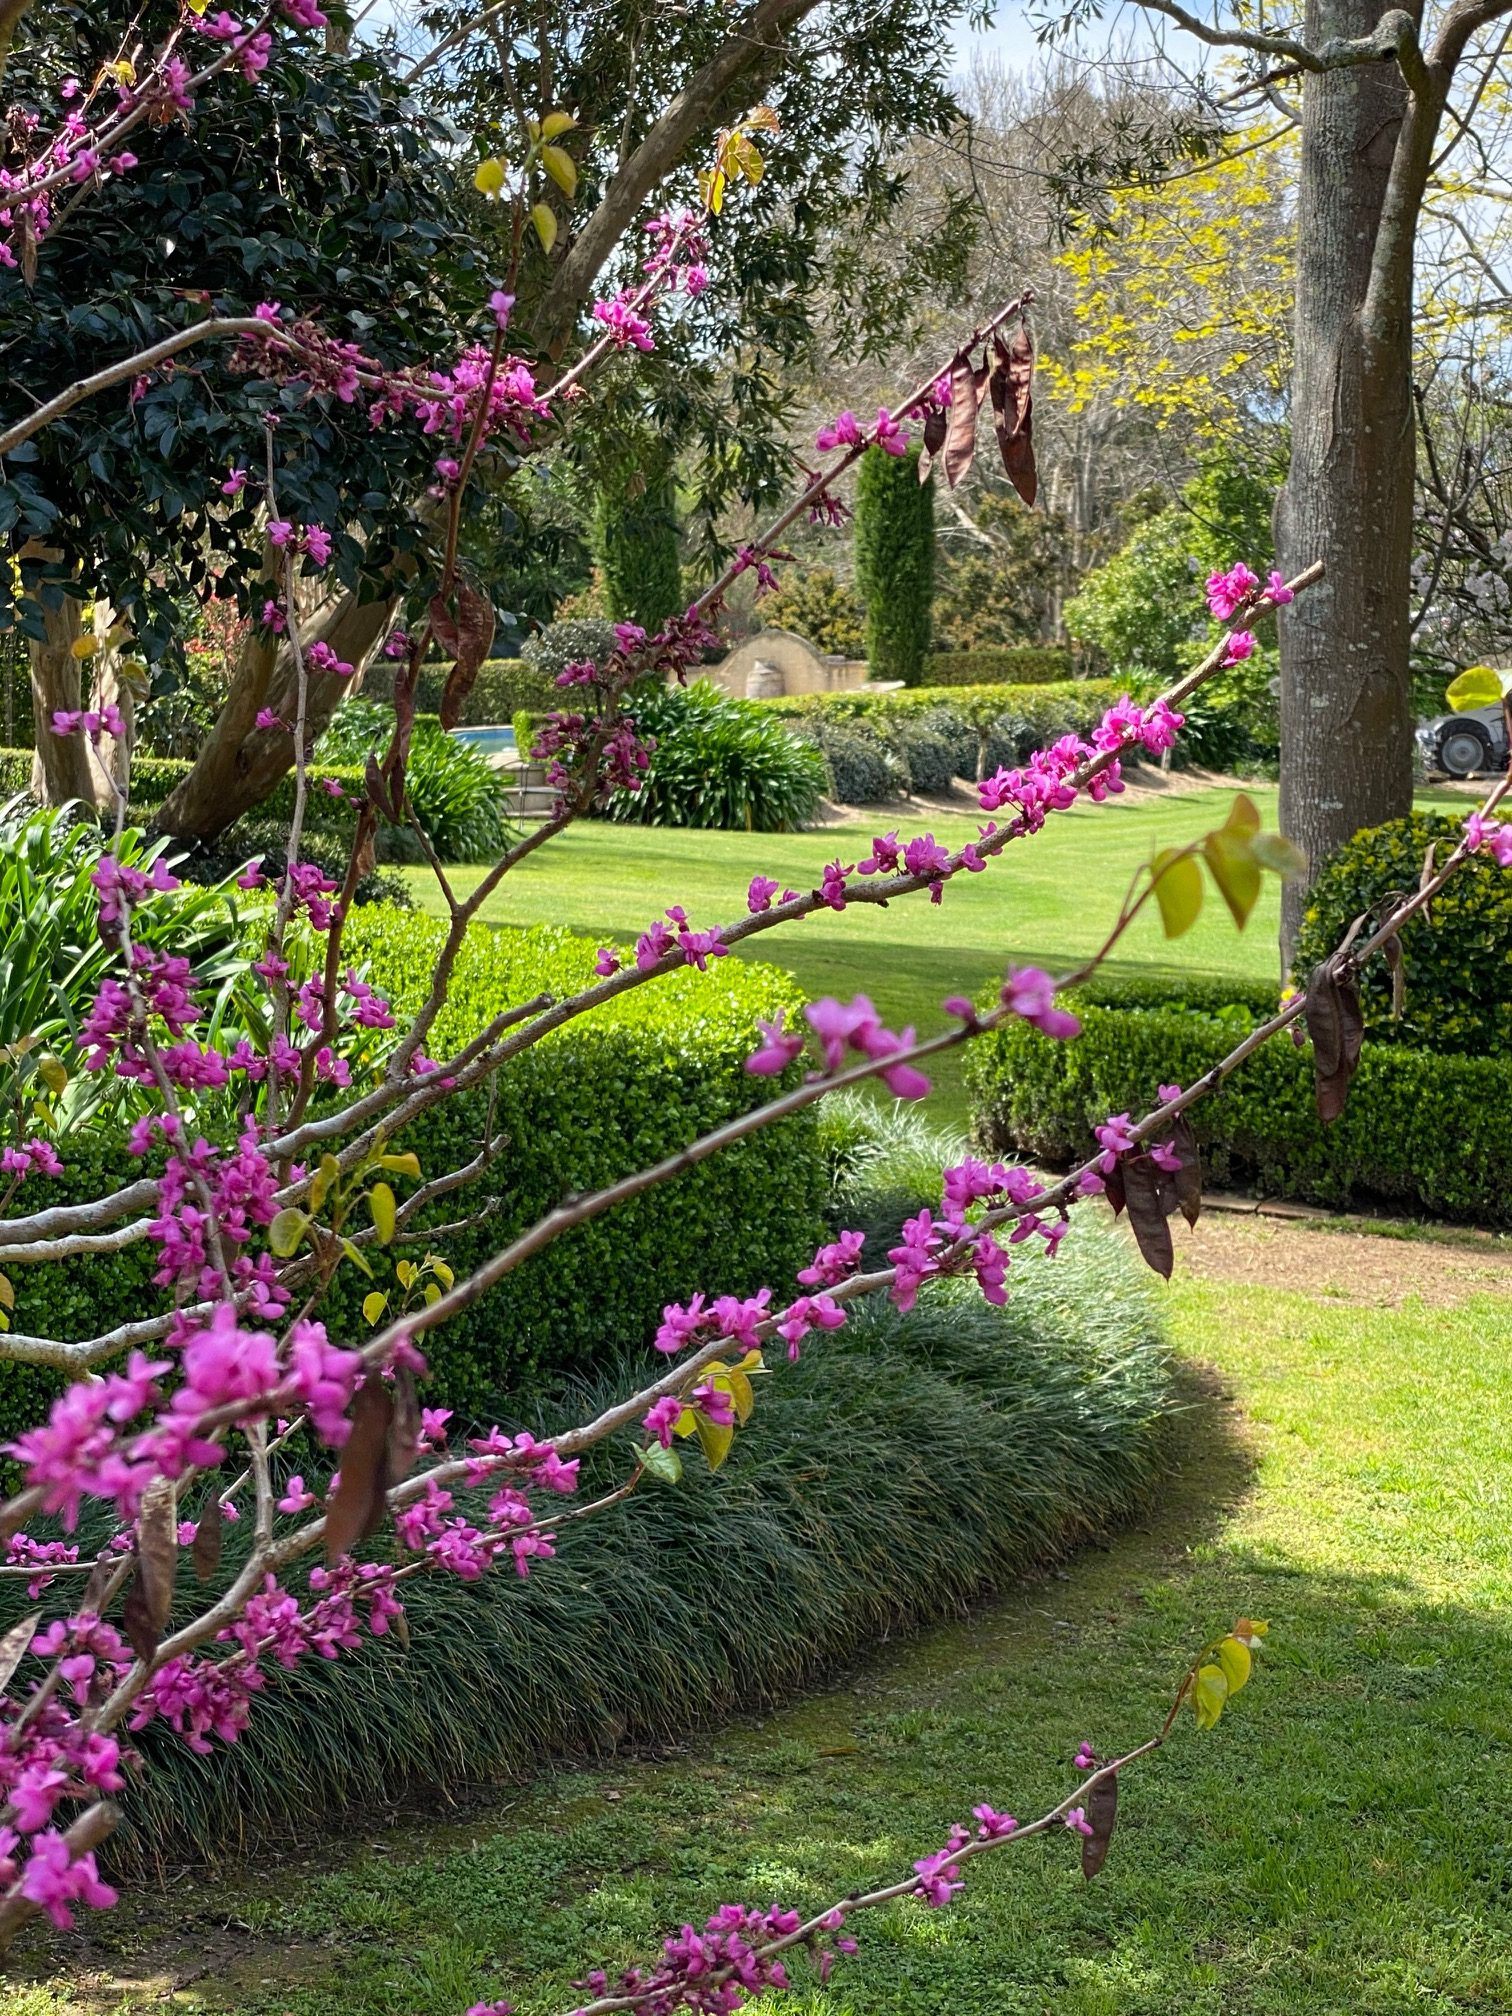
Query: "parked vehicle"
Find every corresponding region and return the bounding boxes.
[1416,703,1509,778]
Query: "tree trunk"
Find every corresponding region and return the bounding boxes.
[154,586,395,839]
[1273,0,1419,959]
[82,593,136,813]
[24,552,95,806]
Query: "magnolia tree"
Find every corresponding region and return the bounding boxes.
[2,4,1510,2007]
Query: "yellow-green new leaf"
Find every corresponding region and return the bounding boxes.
[340,1237,374,1279]
[473,155,507,198]
[369,1181,397,1246]
[428,1257,455,1289]
[1223,791,1261,837]
[541,144,577,196]
[268,1208,308,1258]
[310,1152,341,1214]
[694,1413,734,1472]
[1193,1662,1229,1730]
[1251,831,1307,879]
[361,1290,388,1325]
[1215,1635,1253,1697]
[531,201,558,252]
[1446,664,1510,712]
[0,1272,14,1313]
[379,1151,422,1180]
[396,1259,418,1291]
[1152,848,1204,939]
[540,109,576,139]
[1204,830,1262,929]
[36,1054,67,1098]
[641,1440,682,1484]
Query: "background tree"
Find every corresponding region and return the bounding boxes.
[855,442,935,683]
[595,436,684,631]
[1039,0,1512,950]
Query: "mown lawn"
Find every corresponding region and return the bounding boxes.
[18,1241,1512,2015]
[404,784,1289,1125]
[402,782,1470,1125]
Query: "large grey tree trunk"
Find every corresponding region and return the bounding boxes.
[1273,0,1422,959]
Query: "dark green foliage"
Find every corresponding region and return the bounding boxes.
[317,702,510,863]
[0,4,478,661]
[855,444,935,684]
[967,981,1512,1224]
[605,681,826,831]
[595,445,683,633]
[924,646,1075,686]
[789,719,904,805]
[61,1235,1170,1871]
[0,915,826,1441]
[896,724,959,796]
[387,660,556,727]
[766,680,1119,788]
[1293,812,1512,1054]
[0,747,369,841]
[170,821,414,908]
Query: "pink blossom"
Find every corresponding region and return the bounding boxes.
[1223,630,1257,665]
[746,1011,803,1077]
[873,406,910,456]
[815,410,863,452]
[1265,569,1293,605]
[221,467,248,496]
[489,289,515,330]
[1206,561,1259,622]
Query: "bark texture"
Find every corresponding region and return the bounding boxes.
[25,555,94,806]
[154,586,395,838]
[1273,0,1437,956]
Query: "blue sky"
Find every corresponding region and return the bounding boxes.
[948,4,1046,75]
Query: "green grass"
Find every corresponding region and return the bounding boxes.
[403,784,1472,1126]
[405,788,1291,1126]
[19,1252,1512,2014]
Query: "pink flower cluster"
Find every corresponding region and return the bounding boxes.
[52,704,127,742]
[749,993,930,1100]
[1206,562,1293,623]
[1465,812,1512,866]
[578,1899,853,2016]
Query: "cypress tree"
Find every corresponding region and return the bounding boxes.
[594,437,683,631]
[854,441,935,684]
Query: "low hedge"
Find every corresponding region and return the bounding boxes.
[0,915,826,1438]
[966,978,1512,1225]
[0,746,366,838]
[76,1236,1172,1868]
[923,645,1075,686]
[1292,811,1512,1055]
[396,657,554,724]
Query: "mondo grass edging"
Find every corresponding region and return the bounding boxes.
[102,1223,1172,1872]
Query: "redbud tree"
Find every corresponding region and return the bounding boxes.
[0,9,1507,2011]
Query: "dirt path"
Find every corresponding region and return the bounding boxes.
[1172,1207,1512,1306]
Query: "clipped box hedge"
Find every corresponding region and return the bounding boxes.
[387,657,556,725]
[0,915,825,1437]
[923,645,1075,686]
[759,678,1116,737]
[0,746,365,838]
[966,975,1512,1225]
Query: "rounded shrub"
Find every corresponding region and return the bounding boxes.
[854,441,934,684]
[605,679,825,831]
[1292,810,1512,1053]
[521,618,618,684]
[795,720,901,805]
[898,723,959,796]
